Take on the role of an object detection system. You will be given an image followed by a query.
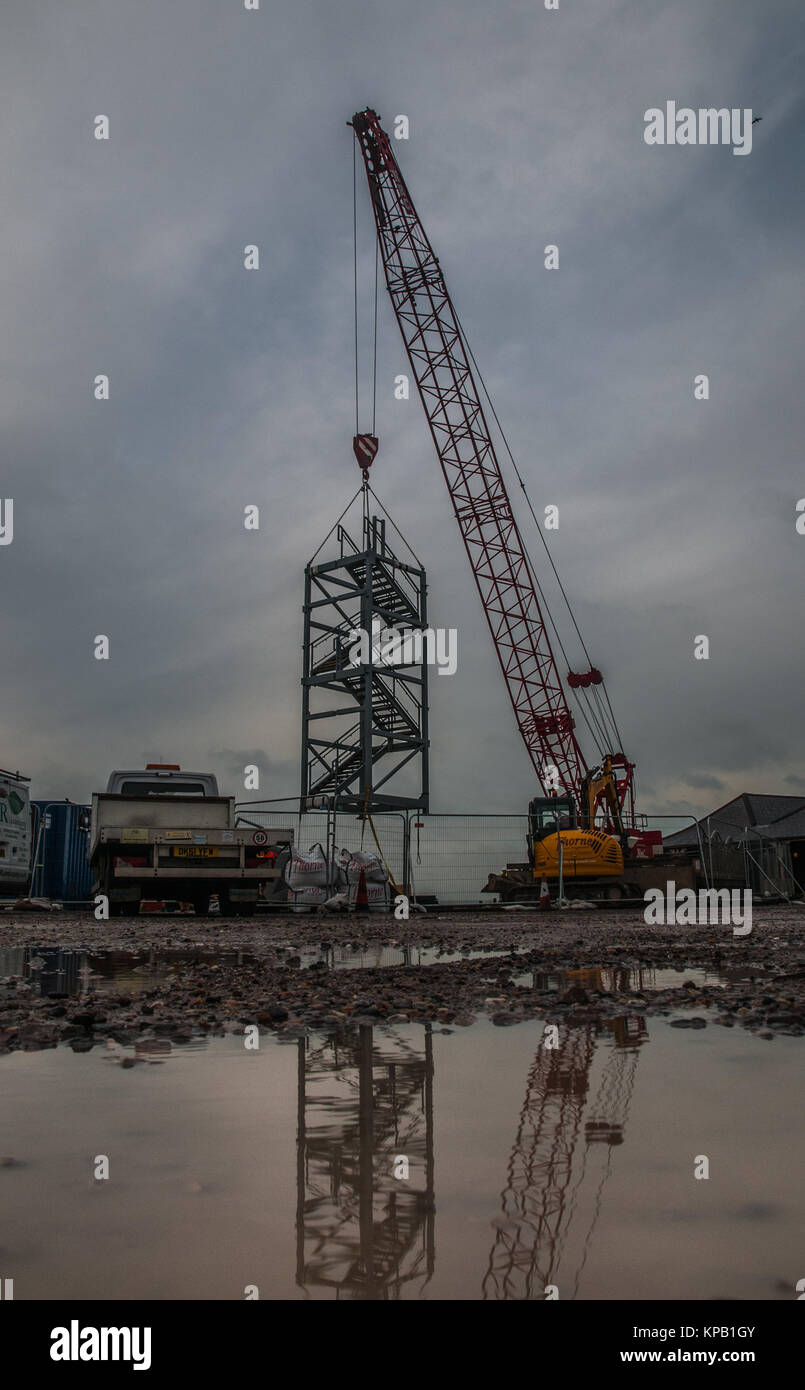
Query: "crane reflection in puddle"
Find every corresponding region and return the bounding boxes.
[293,1003,647,1300]
[483,1006,648,1300]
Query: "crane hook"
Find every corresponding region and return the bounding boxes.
[353,434,379,481]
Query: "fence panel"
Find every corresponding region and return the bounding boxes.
[236,806,529,905]
[235,807,409,896]
[407,814,528,904]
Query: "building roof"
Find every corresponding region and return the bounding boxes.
[663,793,805,848]
[752,805,805,841]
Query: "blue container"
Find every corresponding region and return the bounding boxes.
[31,801,93,903]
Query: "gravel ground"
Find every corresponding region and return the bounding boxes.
[2,905,805,1053]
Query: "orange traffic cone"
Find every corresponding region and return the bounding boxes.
[356,867,369,913]
[539,878,552,910]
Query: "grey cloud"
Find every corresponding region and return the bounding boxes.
[2,0,803,820]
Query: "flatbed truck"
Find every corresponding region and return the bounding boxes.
[90,765,292,915]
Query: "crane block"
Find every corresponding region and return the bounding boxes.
[353,434,379,473]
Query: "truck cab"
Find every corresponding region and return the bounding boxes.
[106,767,219,797]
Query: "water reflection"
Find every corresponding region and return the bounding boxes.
[529,965,703,993]
[0,995,800,1299]
[4,946,775,1299]
[1,945,725,997]
[0,950,683,1297]
[482,1014,647,1299]
[2,945,90,996]
[291,1013,647,1300]
[0,946,250,996]
[295,1024,435,1298]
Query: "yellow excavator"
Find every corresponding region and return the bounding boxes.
[484,756,663,901]
[531,757,627,883]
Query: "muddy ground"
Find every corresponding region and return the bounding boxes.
[2,905,805,1053]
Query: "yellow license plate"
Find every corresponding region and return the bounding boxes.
[172,846,219,858]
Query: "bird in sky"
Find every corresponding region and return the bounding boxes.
[752,116,763,124]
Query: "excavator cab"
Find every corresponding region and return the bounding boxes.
[527,793,624,885]
[527,795,577,857]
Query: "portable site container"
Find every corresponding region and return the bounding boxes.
[31,801,93,903]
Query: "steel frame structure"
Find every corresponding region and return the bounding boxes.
[301,511,429,812]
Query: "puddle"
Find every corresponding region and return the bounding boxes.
[302,942,530,971]
[512,965,718,992]
[1,944,757,1003]
[0,947,257,997]
[1,1015,800,1300]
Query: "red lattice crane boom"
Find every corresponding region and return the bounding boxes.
[350,108,587,801]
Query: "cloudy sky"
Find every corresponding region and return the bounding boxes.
[2,0,803,821]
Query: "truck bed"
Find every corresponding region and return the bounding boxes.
[99,825,294,881]
[90,793,235,856]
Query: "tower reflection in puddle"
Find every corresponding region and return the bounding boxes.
[295,1023,435,1298]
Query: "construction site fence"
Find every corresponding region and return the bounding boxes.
[233,807,718,905]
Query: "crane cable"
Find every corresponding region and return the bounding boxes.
[445,322,610,758]
[353,137,359,436]
[453,307,627,758]
[353,135,380,439]
[372,238,379,436]
[308,483,365,564]
[451,314,614,758]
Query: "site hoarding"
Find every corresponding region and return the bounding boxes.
[0,769,32,891]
